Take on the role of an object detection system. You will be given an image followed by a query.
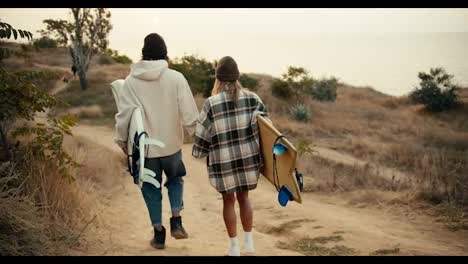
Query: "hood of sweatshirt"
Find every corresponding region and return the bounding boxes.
[130,59,168,81]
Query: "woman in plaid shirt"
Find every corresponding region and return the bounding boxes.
[192,56,268,256]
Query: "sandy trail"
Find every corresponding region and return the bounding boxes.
[71,124,468,256]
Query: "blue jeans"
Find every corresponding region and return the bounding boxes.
[141,150,186,226]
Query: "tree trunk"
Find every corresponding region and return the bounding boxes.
[70,40,89,91]
[0,124,11,161]
[78,68,88,90]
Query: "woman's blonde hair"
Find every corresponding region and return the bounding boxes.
[211,79,243,107]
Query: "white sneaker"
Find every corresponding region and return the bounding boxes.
[243,231,255,253]
[227,247,241,256]
[226,237,241,256]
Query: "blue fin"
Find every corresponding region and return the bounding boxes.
[278,185,293,207]
[273,143,288,156]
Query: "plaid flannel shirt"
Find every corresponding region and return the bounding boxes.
[192,89,268,193]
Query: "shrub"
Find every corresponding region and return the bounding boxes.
[102,49,132,65]
[272,79,292,99]
[290,104,311,122]
[281,66,313,97]
[310,77,338,102]
[169,55,216,98]
[409,68,459,112]
[272,71,315,100]
[32,36,58,49]
[239,74,258,90]
[113,54,132,64]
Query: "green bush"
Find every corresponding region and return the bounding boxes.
[271,66,339,102]
[282,66,313,97]
[310,77,338,102]
[32,37,57,49]
[272,79,292,99]
[102,49,132,65]
[409,68,459,112]
[113,54,132,64]
[273,66,323,101]
[290,104,311,122]
[239,74,258,90]
[169,55,216,97]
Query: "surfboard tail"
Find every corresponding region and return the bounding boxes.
[138,135,161,189]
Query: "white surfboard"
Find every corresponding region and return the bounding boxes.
[111,79,165,189]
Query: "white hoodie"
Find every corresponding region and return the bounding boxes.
[114,60,199,158]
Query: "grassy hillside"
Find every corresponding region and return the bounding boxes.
[52,64,129,126]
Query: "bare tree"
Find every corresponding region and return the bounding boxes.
[41,8,112,90]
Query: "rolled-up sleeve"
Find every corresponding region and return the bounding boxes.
[178,75,199,136]
[250,94,269,128]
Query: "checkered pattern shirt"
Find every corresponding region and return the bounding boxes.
[192,89,268,193]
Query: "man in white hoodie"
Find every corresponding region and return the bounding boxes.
[114,33,199,249]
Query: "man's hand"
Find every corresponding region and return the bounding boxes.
[117,141,127,155]
[121,145,128,154]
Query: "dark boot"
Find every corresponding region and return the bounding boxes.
[150,226,166,249]
[170,216,188,239]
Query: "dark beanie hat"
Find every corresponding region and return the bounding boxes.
[216,56,240,81]
[142,33,167,60]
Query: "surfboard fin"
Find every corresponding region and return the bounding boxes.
[141,169,161,189]
[143,168,156,177]
[273,143,288,155]
[278,185,294,207]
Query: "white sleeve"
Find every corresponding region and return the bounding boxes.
[177,75,199,136]
[113,80,137,145]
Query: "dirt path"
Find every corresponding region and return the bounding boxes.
[71,124,468,256]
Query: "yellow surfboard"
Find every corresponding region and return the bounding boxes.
[257,114,302,204]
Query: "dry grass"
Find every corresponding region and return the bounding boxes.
[299,154,398,193]
[50,63,130,127]
[0,149,84,255]
[0,162,66,255]
[344,190,416,207]
[379,96,410,110]
[277,235,358,256]
[0,132,125,255]
[255,78,468,209]
[370,247,401,256]
[257,219,315,236]
[309,235,344,244]
[63,135,126,190]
